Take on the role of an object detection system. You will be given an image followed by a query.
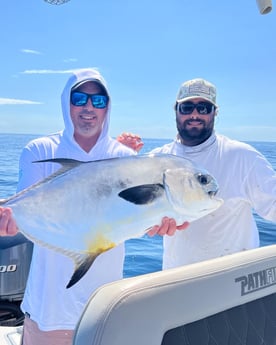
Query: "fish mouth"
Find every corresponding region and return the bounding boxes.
[208,190,218,197]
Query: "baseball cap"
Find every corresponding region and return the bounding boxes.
[71,79,108,96]
[176,78,217,106]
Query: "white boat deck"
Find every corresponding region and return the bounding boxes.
[0,326,22,345]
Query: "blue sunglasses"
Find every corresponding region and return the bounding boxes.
[71,92,108,108]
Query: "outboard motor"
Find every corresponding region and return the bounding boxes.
[0,234,33,326]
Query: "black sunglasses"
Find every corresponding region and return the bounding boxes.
[71,92,108,108]
[177,101,215,115]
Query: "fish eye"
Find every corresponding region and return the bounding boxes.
[196,173,211,185]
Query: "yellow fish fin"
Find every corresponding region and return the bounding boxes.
[66,238,115,289]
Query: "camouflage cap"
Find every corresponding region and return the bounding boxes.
[176,78,217,106]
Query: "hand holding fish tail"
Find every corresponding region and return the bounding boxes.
[117,132,144,152]
[147,216,190,237]
[0,207,18,236]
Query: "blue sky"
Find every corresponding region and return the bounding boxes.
[0,0,275,141]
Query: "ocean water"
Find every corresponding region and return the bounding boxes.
[0,134,275,278]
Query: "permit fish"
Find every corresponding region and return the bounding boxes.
[0,154,223,288]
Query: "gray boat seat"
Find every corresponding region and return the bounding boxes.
[73,244,276,345]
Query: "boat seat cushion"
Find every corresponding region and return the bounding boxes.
[73,244,276,345]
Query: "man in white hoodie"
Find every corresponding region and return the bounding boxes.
[16,68,134,344]
[18,68,136,344]
[0,68,182,345]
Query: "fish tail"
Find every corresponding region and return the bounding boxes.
[66,253,98,289]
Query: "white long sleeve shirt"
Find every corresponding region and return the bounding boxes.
[151,133,276,269]
[18,69,135,331]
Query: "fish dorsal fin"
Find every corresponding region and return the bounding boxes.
[2,159,85,206]
[118,183,164,205]
[27,158,85,189]
[33,158,84,176]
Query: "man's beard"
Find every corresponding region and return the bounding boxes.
[176,117,214,146]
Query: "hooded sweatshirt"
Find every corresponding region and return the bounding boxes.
[18,68,135,331]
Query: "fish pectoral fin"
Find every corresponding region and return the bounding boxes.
[66,253,99,289]
[118,183,164,205]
